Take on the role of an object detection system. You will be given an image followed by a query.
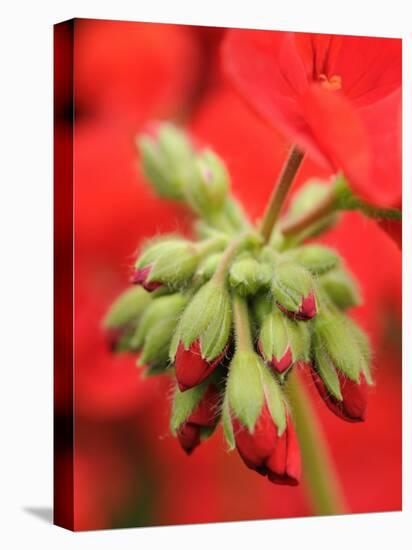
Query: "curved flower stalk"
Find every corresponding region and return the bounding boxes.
[104,120,379,511]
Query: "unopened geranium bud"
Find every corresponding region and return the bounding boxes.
[288,244,340,276]
[132,238,199,291]
[234,405,301,485]
[311,364,369,422]
[103,286,152,351]
[271,261,317,320]
[311,310,373,421]
[170,381,221,454]
[258,307,310,377]
[222,197,250,231]
[185,149,229,216]
[130,265,163,292]
[103,286,151,330]
[170,280,232,391]
[137,123,196,200]
[320,269,361,309]
[195,252,223,283]
[229,256,271,296]
[313,310,372,383]
[131,293,188,367]
[222,350,300,485]
[285,179,338,239]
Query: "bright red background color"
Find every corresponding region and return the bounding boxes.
[54,19,401,530]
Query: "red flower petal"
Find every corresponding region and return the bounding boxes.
[223,29,402,214]
[266,416,301,486]
[234,404,301,485]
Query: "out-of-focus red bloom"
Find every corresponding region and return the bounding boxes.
[177,384,220,454]
[300,86,402,246]
[74,20,202,128]
[311,370,368,422]
[74,275,165,419]
[175,339,226,391]
[73,434,134,530]
[233,404,301,486]
[223,31,402,212]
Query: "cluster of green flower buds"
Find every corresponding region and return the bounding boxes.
[104,123,373,486]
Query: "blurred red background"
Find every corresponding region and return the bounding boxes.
[54,19,401,530]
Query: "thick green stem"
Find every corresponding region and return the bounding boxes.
[287,370,347,515]
[281,187,337,237]
[259,145,304,242]
[232,294,253,352]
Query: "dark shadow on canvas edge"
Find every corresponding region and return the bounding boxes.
[23,507,53,524]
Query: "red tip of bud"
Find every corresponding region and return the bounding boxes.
[312,369,368,422]
[270,347,293,374]
[177,385,220,454]
[276,291,317,321]
[175,339,226,391]
[130,266,162,292]
[177,423,200,455]
[297,291,317,320]
[257,340,292,374]
[233,405,301,486]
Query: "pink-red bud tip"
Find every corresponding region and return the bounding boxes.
[175,339,226,391]
[277,291,317,321]
[258,340,293,374]
[130,266,162,292]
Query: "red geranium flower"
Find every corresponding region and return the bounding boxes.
[222,30,402,213]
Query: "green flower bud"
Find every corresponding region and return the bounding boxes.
[271,261,317,321]
[320,269,361,309]
[170,281,232,391]
[185,149,229,216]
[137,123,196,200]
[222,197,250,231]
[288,244,340,275]
[311,312,372,422]
[131,293,189,366]
[286,179,338,238]
[133,238,200,290]
[170,381,221,454]
[229,257,271,296]
[103,286,151,330]
[289,180,332,217]
[269,230,285,250]
[103,286,152,352]
[312,310,371,383]
[224,350,286,434]
[195,252,223,283]
[258,308,310,377]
